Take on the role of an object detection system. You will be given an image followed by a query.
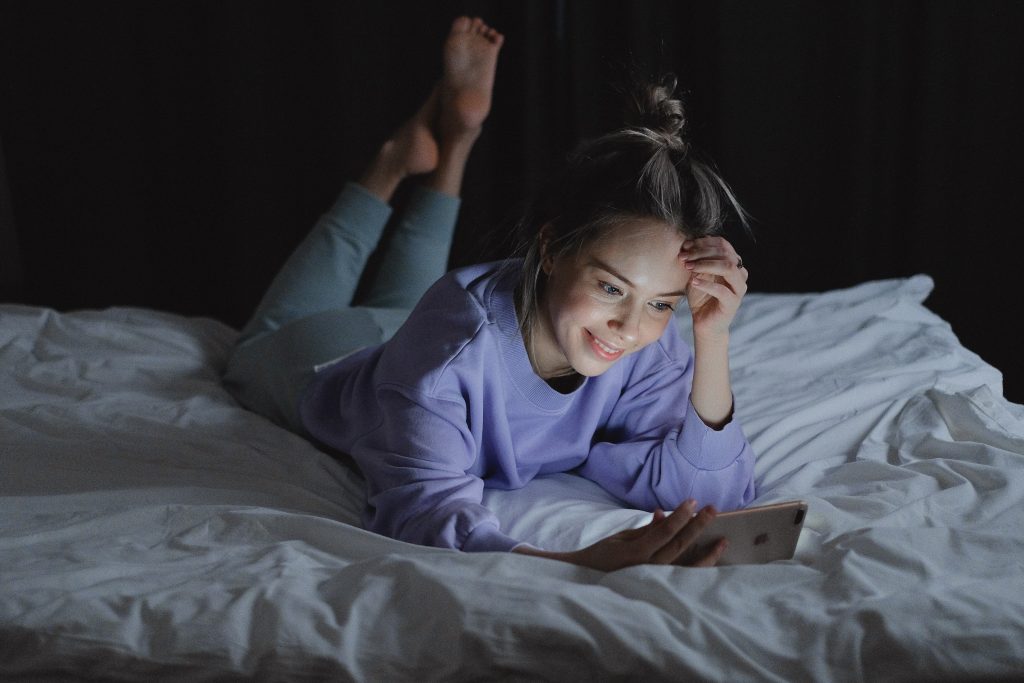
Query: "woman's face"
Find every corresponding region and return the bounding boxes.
[531,218,689,379]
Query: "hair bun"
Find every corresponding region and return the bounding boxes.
[623,73,687,152]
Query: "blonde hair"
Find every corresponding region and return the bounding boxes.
[511,73,751,342]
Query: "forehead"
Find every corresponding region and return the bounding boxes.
[578,218,687,288]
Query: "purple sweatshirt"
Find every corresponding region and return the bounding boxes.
[300,260,756,552]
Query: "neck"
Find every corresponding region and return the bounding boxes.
[516,280,582,388]
[546,372,584,394]
[528,320,580,391]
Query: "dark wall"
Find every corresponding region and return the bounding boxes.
[2,0,1022,402]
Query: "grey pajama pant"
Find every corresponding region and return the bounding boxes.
[222,182,460,435]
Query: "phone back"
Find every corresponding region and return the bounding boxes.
[682,501,807,566]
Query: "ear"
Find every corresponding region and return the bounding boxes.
[538,223,555,275]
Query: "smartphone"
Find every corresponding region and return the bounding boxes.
[679,500,808,566]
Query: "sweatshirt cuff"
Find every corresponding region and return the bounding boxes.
[676,396,750,470]
[461,522,522,553]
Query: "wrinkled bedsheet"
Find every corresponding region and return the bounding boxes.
[1,275,1022,681]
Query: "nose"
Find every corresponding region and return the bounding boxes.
[608,303,641,345]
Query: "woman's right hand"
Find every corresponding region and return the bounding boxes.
[513,499,727,571]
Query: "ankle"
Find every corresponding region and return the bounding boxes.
[425,153,475,198]
[438,132,480,161]
[358,141,407,203]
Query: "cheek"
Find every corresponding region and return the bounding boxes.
[552,286,603,327]
[638,316,671,347]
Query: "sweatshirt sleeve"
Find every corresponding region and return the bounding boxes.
[348,382,521,553]
[575,334,756,513]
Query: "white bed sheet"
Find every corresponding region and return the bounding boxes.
[1,275,1023,681]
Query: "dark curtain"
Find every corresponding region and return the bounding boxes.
[1,0,1022,401]
[0,133,23,299]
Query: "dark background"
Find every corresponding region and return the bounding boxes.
[1,0,1022,403]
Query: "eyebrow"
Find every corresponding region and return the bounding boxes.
[588,257,687,298]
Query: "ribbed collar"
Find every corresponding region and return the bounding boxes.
[487,261,584,413]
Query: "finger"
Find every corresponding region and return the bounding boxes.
[683,258,747,283]
[680,237,735,261]
[680,245,744,276]
[689,538,728,568]
[683,253,747,289]
[649,505,718,564]
[682,235,730,250]
[689,275,744,305]
[691,265,749,299]
[681,246,730,264]
[643,499,697,549]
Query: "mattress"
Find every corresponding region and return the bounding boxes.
[2,274,1022,681]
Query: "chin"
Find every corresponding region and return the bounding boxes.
[570,352,621,377]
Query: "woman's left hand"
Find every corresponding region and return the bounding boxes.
[681,236,748,340]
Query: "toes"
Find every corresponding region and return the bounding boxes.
[476,20,503,44]
[452,15,503,45]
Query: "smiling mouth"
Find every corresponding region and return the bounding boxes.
[585,329,624,360]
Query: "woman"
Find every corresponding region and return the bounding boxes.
[224,16,755,572]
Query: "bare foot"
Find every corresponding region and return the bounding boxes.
[437,16,504,146]
[388,85,441,177]
[359,86,440,201]
[359,16,504,202]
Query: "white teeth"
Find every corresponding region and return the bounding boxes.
[591,333,622,356]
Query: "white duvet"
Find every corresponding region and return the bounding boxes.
[2,275,1022,681]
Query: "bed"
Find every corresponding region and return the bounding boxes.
[2,273,1022,681]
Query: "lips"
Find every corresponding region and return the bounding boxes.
[585,329,624,361]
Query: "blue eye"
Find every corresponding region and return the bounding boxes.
[600,282,622,296]
[649,301,675,313]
